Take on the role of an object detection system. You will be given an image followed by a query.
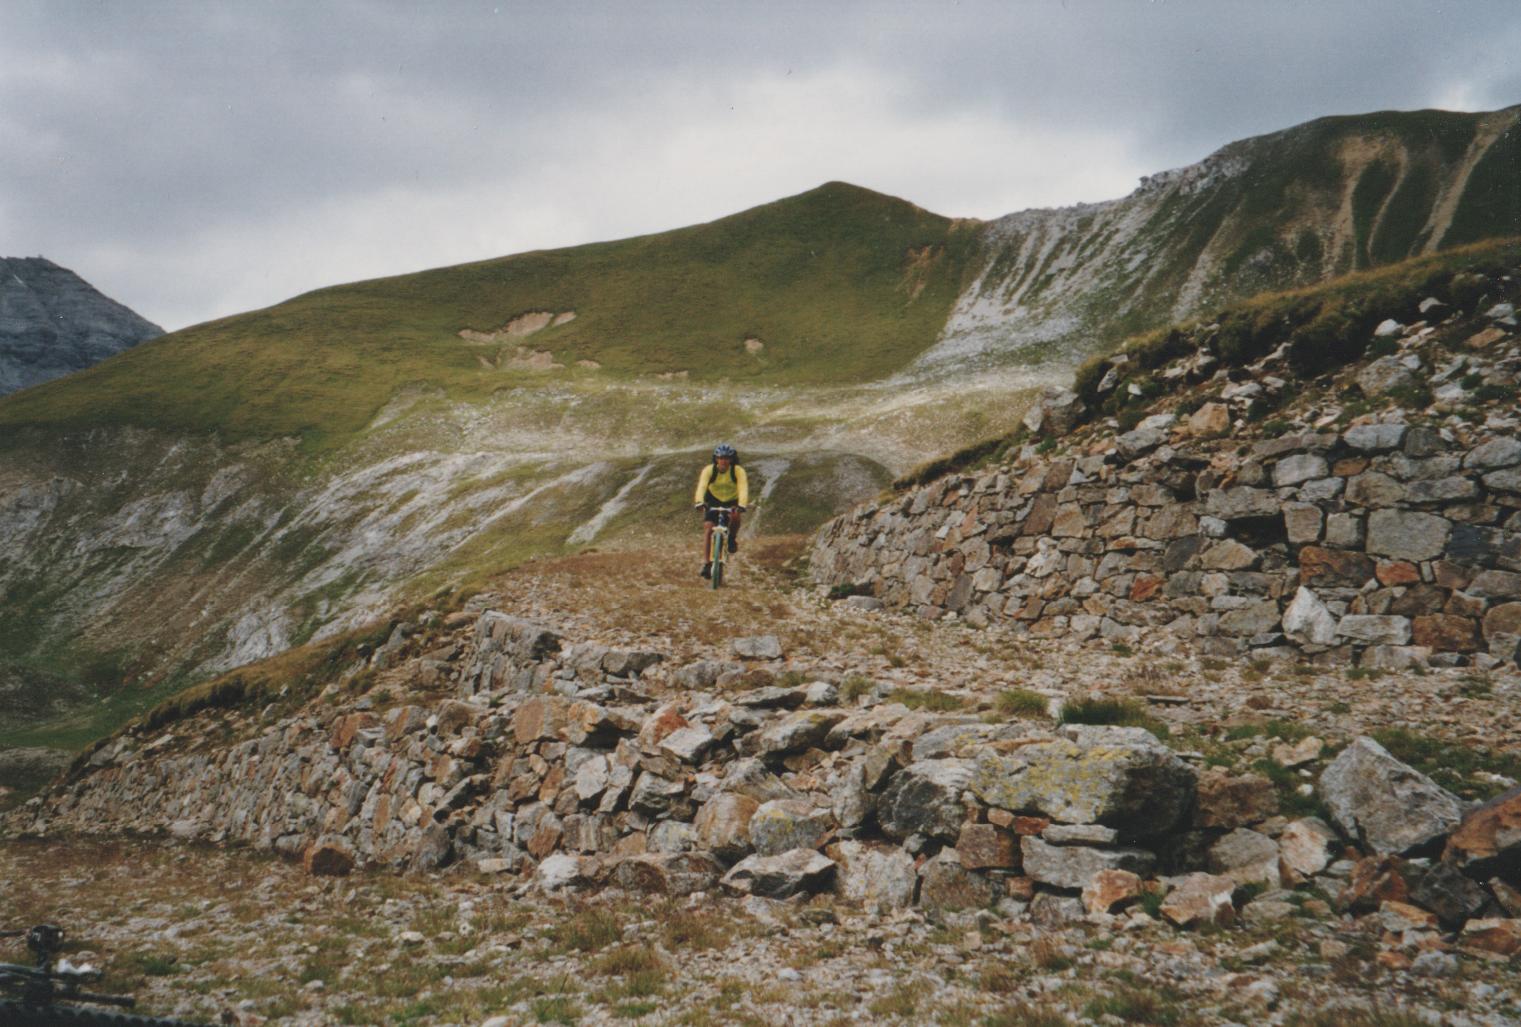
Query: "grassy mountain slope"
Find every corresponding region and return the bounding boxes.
[3,104,1520,780]
[0,183,977,453]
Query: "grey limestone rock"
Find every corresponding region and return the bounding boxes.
[1366,509,1451,562]
[721,848,836,898]
[1020,835,1156,890]
[1319,736,1463,855]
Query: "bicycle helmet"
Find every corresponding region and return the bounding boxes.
[713,443,737,460]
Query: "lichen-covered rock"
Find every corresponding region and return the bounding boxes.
[748,799,835,857]
[918,850,1000,910]
[969,728,1195,838]
[829,840,917,910]
[876,759,973,841]
[1320,737,1463,855]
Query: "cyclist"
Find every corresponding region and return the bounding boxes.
[693,443,748,579]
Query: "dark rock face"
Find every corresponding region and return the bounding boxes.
[0,256,162,396]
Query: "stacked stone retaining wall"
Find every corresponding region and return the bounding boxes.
[810,424,1521,668]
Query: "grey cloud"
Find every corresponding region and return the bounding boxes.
[1,0,1517,330]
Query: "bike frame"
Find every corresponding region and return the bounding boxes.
[707,505,737,589]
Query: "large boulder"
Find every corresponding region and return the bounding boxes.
[1320,737,1463,855]
[876,759,973,841]
[969,727,1195,839]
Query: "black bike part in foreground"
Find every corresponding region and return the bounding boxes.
[1,926,210,1027]
[0,998,210,1026]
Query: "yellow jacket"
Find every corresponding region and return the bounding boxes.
[695,463,748,506]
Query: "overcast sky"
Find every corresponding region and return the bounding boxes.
[2,1,1518,332]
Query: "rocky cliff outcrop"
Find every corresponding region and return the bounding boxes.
[0,256,162,396]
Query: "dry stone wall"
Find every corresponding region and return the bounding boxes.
[811,423,1521,669]
[14,610,1521,943]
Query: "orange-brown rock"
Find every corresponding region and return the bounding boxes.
[1444,785,1521,873]
[1375,560,1421,586]
[955,823,1019,870]
[1460,918,1521,956]
[1299,546,1375,587]
[1411,614,1481,652]
[1083,869,1142,914]
[1338,855,1409,913]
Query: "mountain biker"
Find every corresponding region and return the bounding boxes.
[694,443,748,579]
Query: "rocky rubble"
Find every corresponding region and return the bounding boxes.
[812,294,1521,670]
[12,607,1521,967]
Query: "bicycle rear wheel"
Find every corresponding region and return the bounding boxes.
[0,998,211,1026]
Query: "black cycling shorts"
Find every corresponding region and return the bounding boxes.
[702,492,739,523]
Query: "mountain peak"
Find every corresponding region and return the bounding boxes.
[0,256,163,396]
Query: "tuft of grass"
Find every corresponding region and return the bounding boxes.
[994,688,1050,719]
[1059,697,1169,739]
[548,905,624,953]
[839,674,875,703]
[885,687,967,712]
[1082,984,1184,1025]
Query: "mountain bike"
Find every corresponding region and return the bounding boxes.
[1,924,209,1026]
[703,504,743,589]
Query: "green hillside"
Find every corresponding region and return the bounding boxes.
[0,183,978,453]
